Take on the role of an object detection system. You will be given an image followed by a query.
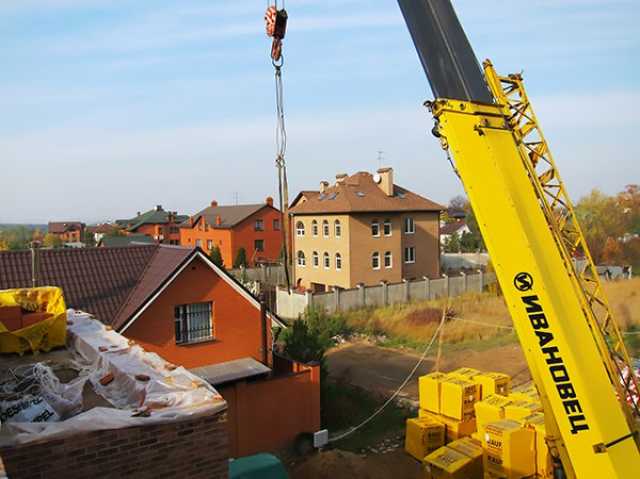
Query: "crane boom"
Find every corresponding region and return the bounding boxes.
[397,1,640,477]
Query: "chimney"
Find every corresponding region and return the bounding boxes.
[156,205,163,211]
[265,196,274,207]
[136,211,141,217]
[377,167,394,196]
[216,215,222,226]
[335,173,347,185]
[319,181,329,194]
[211,200,218,207]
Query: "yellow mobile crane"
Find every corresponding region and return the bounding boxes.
[395,1,640,477]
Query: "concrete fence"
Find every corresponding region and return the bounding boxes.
[276,271,496,320]
[229,264,287,286]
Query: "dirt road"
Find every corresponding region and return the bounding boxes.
[326,339,530,400]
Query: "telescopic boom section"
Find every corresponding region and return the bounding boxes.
[397,1,640,477]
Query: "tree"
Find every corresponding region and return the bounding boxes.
[282,319,326,364]
[459,231,482,252]
[575,189,626,263]
[233,247,248,268]
[43,233,63,248]
[209,245,225,270]
[443,232,461,253]
[618,184,640,236]
[83,230,96,247]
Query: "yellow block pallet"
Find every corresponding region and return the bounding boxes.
[420,410,477,443]
[504,400,543,422]
[405,417,445,461]
[474,372,511,399]
[482,419,535,479]
[475,394,512,428]
[420,371,448,414]
[440,377,481,421]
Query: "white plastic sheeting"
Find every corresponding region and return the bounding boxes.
[0,310,226,446]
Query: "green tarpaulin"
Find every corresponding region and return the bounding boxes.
[229,453,288,479]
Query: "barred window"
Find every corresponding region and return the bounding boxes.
[175,302,213,344]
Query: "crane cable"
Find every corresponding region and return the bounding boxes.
[265,2,291,290]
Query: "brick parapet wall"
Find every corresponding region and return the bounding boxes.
[0,411,228,479]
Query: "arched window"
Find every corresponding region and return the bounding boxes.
[297,250,306,267]
[372,252,380,269]
[335,253,342,270]
[323,252,330,269]
[334,220,342,238]
[322,220,330,237]
[384,251,392,269]
[312,251,319,267]
[296,221,305,236]
[312,220,319,236]
[371,219,380,237]
[383,219,392,236]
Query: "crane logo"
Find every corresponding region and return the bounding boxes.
[514,272,533,292]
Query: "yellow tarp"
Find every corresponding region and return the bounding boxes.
[0,287,67,354]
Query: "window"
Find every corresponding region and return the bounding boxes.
[312,251,319,267]
[383,219,392,236]
[296,221,305,236]
[297,250,306,267]
[273,218,281,231]
[195,239,202,248]
[323,252,330,269]
[371,219,380,237]
[384,251,393,268]
[334,220,342,238]
[206,239,213,251]
[255,239,264,252]
[404,246,416,263]
[312,220,319,236]
[372,252,380,269]
[322,220,330,237]
[255,219,264,231]
[404,217,415,234]
[335,253,342,270]
[174,302,213,344]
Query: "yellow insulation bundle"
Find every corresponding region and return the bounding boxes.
[0,287,67,353]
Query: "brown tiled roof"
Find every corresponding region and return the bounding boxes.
[0,245,192,329]
[289,171,443,215]
[181,203,279,229]
[48,222,85,234]
[440,221,468,235]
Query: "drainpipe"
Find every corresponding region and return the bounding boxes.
[259,293,269,365]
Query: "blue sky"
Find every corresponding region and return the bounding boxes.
[1,0,638,223]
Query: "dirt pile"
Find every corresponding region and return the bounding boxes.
[290,449,421,479]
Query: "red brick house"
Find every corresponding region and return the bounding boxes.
[47,221,85,243]
[115,205,188,245]
[180,198,283,268]
[0,245,320,457]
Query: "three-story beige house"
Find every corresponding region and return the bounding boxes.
[289,168,443,291]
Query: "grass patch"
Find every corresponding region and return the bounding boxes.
[321,379,413,452]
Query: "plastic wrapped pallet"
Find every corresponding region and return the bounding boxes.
[482,419,535,479]
[424,445,482,479]
[522,413,552,479]
[405,417,445,461]
[449,367,481,381]
[440,377,481,421]
[504,399,542,422]
[420,410,477,443]
[475,394,512,427]
[419,372,447,414]
[474,372,510,399]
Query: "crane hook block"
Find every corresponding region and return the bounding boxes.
[265,7,288,40]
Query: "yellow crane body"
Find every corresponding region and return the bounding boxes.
[431,96,640,478]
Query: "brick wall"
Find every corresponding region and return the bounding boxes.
[0,411,228,479]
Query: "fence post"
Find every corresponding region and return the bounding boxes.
[403,278,410,303]
[305,290,313,312]
[334,287,340,313]
[461,271,467,293]
[381,281,388,306]
[357,283,366,308]
[423,276,430,301]
[478,269,484,292]
[260,264,267,283]
[443,274,449,297]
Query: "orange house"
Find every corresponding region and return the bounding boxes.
[47,221,85,243]
[180,198,283,268]
[115,205,188,245]
[0,245,319,457]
